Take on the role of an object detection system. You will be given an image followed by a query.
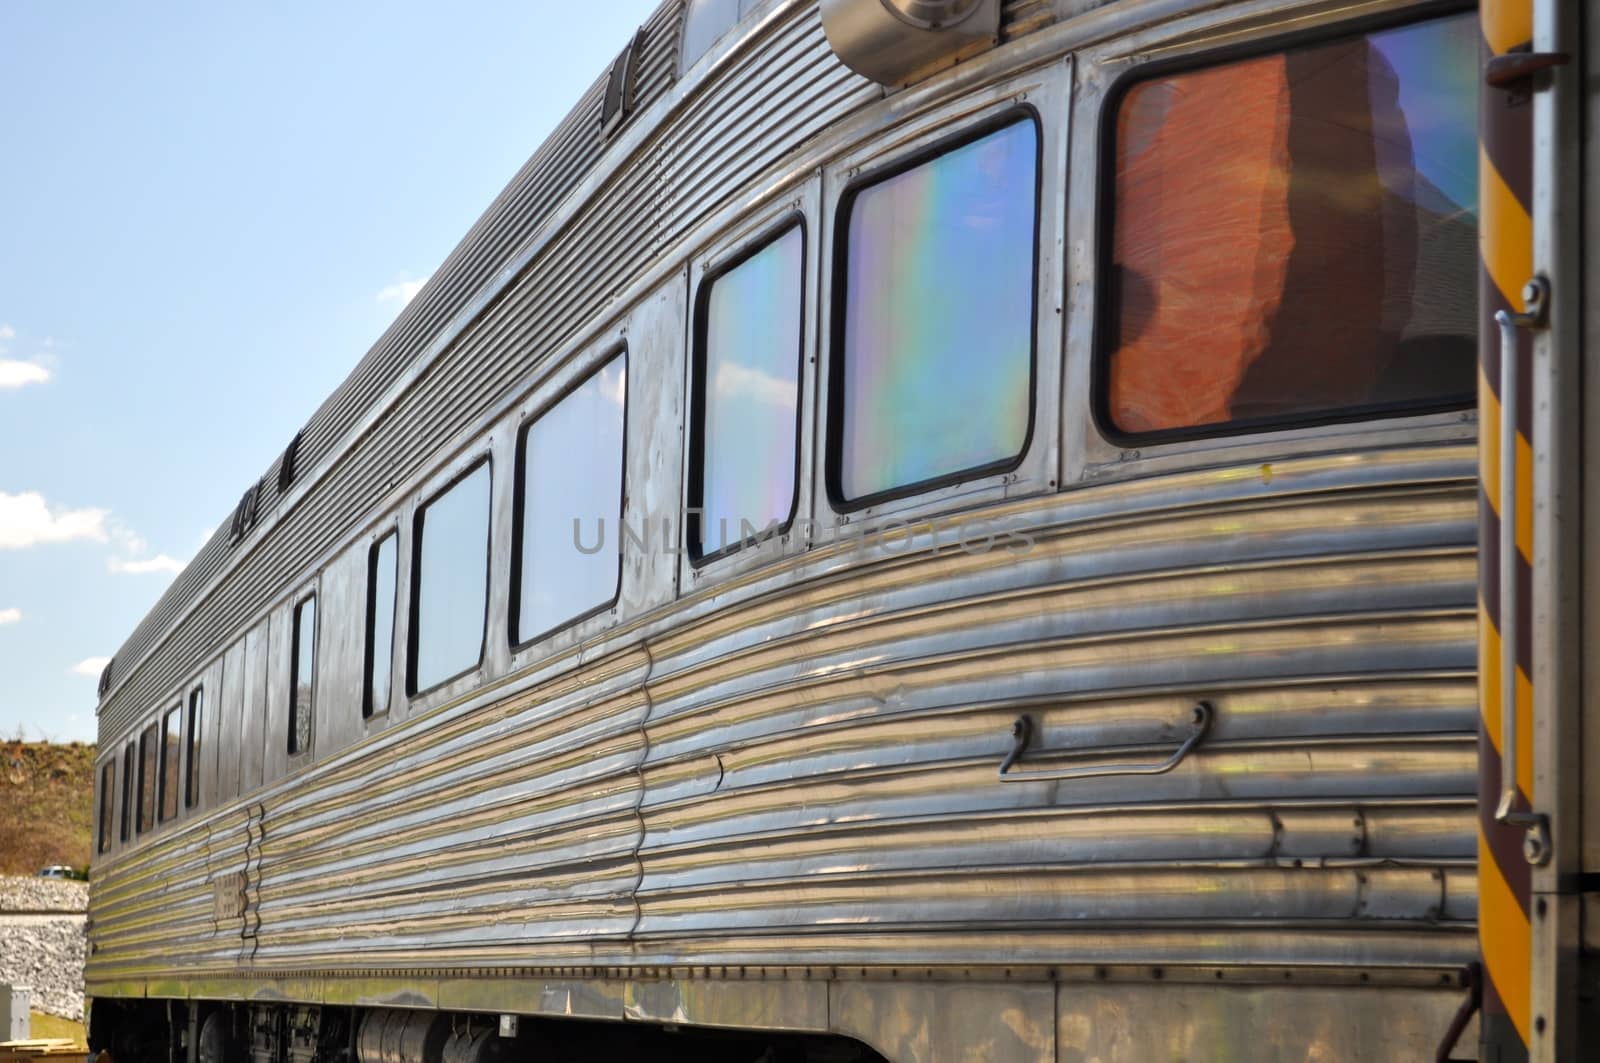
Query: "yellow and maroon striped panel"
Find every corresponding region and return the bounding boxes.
[1478,0,1534,1057]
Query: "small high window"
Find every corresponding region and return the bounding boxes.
[829,115,1039,508]
[159,705,180,823]
[1099,13,1479,439]
[512,353,627,645]
[137,722,159,834]
[119,744,135,843]
[185,686,203,810]
[690,223,804,560]
[410,462,492,694]
[365,532,398,718]
[289,595,316,755]
[98,761,115,854]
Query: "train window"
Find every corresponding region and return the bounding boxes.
[410,462,492,694]
[289,595,316,755]
[364,532,398,718]
[829,115,1039,508]
[185,685,203,809]
[97,761,115,854]
[1099,13,1479,439]
[689,223,804,560]
[159,704,180,822]
[137,722,158,834]
[119,743,135,843]
[512,352,626,645]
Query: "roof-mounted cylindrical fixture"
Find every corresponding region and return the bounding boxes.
[820,0,1001,87]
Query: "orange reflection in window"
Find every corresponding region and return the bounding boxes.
[1108,57,1294,433]
[1105,25,1478,435]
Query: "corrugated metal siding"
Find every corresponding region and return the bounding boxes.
[96,1,686,723]
[88,445,1479,981]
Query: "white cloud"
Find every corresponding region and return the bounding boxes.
[714,361,796,410]
[0,491,108,549]
[0,325,53,391]
[376,276,428,305]
[0,360,49,390]
[107,553,185,575]
[0,607,20,626]
[71,656,110,677]
[110,522,148,557]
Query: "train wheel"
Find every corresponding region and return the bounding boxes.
[196,1010,230,1063]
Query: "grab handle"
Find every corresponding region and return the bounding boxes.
[1490,278,1553,868]
[999,701,1212,783]
[1493,306,1522,826]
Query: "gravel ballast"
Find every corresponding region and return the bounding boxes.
[0,875,87,1022]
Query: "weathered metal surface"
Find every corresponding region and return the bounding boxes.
[86,0,1484,1059]
[1054,984,1473,1063]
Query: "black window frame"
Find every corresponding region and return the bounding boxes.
[136,722,159,835]
[98,760,115,854]
[185,684,204,810]
[1088,6,1479,448]
[687,215,807,566]
[159,703,181,823]
[288,592,317,756]
[119,742,135,843]
[825,107,1044,513]
[364,529,400,720]
[407,458,494,698]
[508,349,629,649]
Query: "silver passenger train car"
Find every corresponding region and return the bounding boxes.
[85,0,1507,1059]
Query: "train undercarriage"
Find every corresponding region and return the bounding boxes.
[89,998,885,1063]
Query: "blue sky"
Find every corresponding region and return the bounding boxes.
[0,0,662,744]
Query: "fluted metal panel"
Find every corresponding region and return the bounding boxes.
[88,445,1479,985]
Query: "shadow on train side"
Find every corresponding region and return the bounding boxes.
[89,998,888,1062]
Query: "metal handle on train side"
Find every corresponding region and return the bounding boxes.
[998,701,1212,783]
[1493,306,1523,828]
[1492,278,1552,868]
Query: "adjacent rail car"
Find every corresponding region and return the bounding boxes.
[84,0,1597,1060]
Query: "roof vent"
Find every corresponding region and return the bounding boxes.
[277,431,304,493]
[820,0,1000,86]
[601,27,647,135]
[228,482,261,545]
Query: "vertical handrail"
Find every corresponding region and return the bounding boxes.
[1494,308,1521,824]
[1491,307,1516,819]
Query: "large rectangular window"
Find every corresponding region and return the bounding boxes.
[159,704,180,822]
[830,115,1039,508]
[119,743,135,843]
[185,686,203,810]
[690,224,804,559]
[1100,13,1478,439]
[137,722,158,834]
[410,462,492,693]
[289,595,316,755]
[365,532,398,718]
[512,353,626,644]
[98,761,115,854]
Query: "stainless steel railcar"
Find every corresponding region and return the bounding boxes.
[84,0,1600,1060]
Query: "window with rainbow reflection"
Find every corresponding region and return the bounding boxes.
[831,116,1039,507]
[1102,12,1480,438]
[690,223,804,560]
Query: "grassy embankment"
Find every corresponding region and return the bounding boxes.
[0,740,95,876]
